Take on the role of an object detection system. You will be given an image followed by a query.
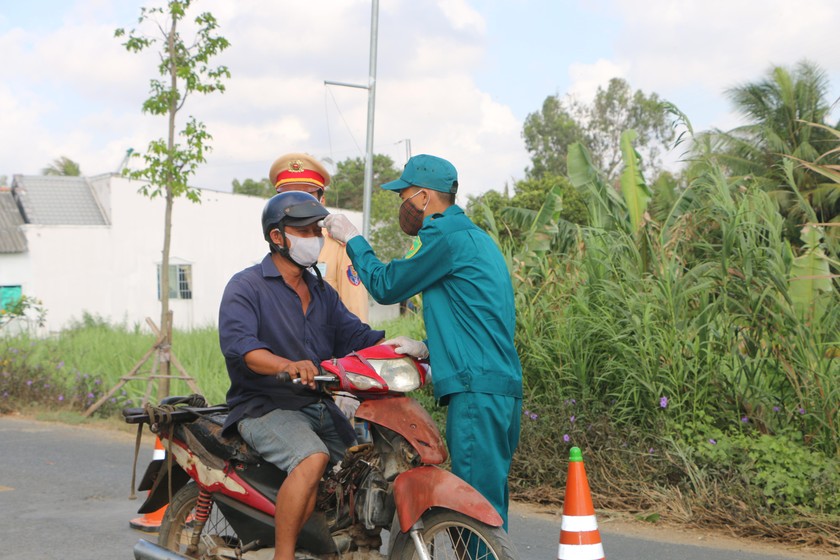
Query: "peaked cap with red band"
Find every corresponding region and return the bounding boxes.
[269,152,331,193]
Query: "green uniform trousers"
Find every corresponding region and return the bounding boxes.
[445,391,522,531]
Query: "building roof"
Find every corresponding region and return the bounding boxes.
[11,175,109,226]
[0,190,27,253]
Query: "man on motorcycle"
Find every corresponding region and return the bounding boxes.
[218,191,385,560]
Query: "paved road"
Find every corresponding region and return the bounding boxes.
[0,416,832,560]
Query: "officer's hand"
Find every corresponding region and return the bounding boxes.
[384,336,429,359]
[323,214,360,244]
[283,360,319,389]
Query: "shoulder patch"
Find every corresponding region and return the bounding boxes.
[404,237,422,259]
[346,265,361,286]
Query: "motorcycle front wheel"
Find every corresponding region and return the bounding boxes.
[389,508,520,560]
[158,482,243,558]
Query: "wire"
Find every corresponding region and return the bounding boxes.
[324,84,365,158]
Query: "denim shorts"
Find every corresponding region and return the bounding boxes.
[237,402,347,473]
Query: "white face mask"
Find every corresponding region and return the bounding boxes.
[285,233,324,267]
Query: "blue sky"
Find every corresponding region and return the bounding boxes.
[2,0,840,199]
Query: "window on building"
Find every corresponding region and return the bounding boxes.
[0,285,22,311]
[157,264,193,300]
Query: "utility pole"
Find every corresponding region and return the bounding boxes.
[324,0,379,238]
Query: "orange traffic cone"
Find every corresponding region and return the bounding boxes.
[129,437,167,532]
[557,447,605,560]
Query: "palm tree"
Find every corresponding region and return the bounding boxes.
[41,156,82,176]
[694,60,839,224]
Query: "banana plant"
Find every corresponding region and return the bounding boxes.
[619,130,653,232]
[478,186,567,276]
[567,141,625,231]
[788,225,837,321]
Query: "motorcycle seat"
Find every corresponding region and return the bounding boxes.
[183,413,262,465]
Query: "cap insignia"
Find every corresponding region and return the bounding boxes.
[289,160,304,173]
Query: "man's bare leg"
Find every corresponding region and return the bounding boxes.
[273,453,329,560]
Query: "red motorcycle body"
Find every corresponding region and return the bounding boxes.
[127,344,505,559]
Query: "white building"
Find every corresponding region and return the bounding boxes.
[0,174,396,335]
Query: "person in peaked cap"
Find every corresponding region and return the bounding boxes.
[219,189,385,560]
[323,154,523,530]
[269,152,370,322]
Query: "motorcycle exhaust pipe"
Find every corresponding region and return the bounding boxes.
[133,539,191,560]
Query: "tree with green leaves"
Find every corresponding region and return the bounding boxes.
[116,0,229,396]
[522,78,674,183]
[41,156,81,176]
[578,78,675,183]
[232,177,274,198]
[522,96,582,179]
[695,60,840,227]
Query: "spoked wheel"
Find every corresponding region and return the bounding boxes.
[390,509,519,560]
[158,482,242,558]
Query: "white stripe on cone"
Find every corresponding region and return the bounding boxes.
[561,514,599,532]
[558,542,605,560]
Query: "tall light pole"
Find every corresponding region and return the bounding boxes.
[324,0,379,238]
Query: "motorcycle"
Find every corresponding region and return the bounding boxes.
[124,344,520,560]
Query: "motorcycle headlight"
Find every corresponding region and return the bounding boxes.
[345,372,384,391]
[370,357,421,392]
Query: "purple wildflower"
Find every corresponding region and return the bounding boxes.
[26,380,33,387]
[648,448,655,454]
[570,415,576,424]
[741,416,749,423]
[798,408,806,415]
[58,395,64,402]
[563,434,570,443]
[529,412,538,420]
[773,406,780,412]
[660,396,668,409]
[57,361,64,369]
[87,392,95,399]
[708,439,717,445]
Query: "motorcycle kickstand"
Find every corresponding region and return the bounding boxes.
[409,520,432,560]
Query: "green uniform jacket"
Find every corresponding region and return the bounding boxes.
[346,205,522,401]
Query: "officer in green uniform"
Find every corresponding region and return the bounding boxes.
[323,154,522,529]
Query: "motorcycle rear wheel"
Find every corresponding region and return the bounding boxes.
[158,482,243,558]
[389,508,519,560]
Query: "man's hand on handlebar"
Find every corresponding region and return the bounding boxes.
[282,360,320,389]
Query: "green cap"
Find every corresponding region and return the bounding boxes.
[381,154,459,194]
[569,447,583,462]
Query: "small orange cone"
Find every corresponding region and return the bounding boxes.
[557,447,605,560]
[129,437,167,532]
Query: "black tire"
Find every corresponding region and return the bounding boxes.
[389,508,519,560]
[158,482,242,558]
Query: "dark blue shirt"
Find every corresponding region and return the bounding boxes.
[219,254,385,434]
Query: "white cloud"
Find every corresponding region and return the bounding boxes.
[568,59,629,102]
[436,0,486,33]
[7,0,840,204]
[608,0,840,125]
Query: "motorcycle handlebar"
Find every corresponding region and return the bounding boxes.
[276,372,338,384]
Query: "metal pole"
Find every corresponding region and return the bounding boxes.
[361,0,379,238]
